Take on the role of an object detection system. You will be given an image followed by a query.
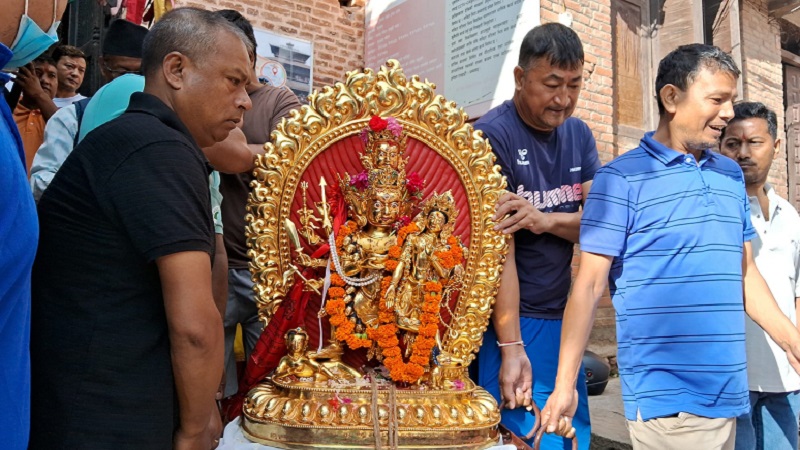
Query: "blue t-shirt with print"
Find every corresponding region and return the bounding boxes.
[474,100,600,318]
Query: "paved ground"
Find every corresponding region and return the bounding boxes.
[588,378,632,450]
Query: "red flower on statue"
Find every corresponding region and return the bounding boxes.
[369,115,389,132]
[406,172,424,194]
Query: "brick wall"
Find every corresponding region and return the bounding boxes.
[175,0,365,92]
[741,0,789,198]
[541,0,618,358]
[542,1,615,164]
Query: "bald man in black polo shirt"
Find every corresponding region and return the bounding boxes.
[30,8,252,450]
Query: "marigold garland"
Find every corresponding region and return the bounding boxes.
[325,219,461,383]
[325,220,372,350]
[434,236,464,270]
[364,222,443,383]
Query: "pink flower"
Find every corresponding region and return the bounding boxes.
[350,171,369,191]
[369,115,389,132]
[453,380,465,390]
[359,128,369,145]
[341,397,352,404]
[386,117,403,137]
[406,172,424,194]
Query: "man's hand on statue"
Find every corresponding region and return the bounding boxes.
[539,385,579,439]
[493,192,552,235]
[498,344,532,410]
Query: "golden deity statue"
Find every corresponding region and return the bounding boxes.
[241,60,508,449]
[385,191,465,334]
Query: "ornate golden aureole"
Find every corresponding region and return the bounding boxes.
[243,60,508,449]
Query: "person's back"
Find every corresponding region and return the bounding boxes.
[30,93,213,448]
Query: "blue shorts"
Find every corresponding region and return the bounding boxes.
[477,317,591,450]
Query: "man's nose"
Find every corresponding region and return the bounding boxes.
[237,91,252,111]
[719,100,734,123]
[738,143,751,159]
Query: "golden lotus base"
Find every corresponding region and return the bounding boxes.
[241,378,500,449]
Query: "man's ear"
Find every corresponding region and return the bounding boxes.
[659,84,681,114]
[513,66,525,92]
[162,51,187,90]
[773,138,781,161]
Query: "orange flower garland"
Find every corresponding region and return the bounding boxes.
[325,222,372,350]
[434,236,464,270]
[365,222,444,383]
[326,219,464,384]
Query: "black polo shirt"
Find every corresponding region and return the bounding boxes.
[30,92,214,449]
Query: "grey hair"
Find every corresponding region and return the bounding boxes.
[141,7,254,76]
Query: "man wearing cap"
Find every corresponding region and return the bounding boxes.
[30,18,148,201]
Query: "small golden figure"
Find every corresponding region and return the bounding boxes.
[385,191,465,333]
[273,328,331,383]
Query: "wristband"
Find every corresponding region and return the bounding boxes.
[496,340,525,348]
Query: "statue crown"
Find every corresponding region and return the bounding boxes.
[421,191,459,224]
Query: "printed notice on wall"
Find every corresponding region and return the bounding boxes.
[365,0,540,118]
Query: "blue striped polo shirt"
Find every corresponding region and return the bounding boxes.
[580,132,755,421]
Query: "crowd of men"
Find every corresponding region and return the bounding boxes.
[1,2,800,450]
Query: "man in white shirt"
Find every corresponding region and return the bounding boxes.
[51,45,86,107]
[30,19,148,201]
[720,101,800,450]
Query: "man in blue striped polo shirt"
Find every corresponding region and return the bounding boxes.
[539,44,800,449]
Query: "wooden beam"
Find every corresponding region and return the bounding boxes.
[769,0,800,18]
[782,49,800,67]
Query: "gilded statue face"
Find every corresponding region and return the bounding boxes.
[427,211,446,233]
[375,141,400,168]
[368,190,402,227]
[288,332,308,354]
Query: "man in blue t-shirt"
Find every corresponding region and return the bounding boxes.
[473,23,600,449]
[541,44,800,449]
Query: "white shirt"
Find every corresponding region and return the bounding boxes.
[53,94,86,108]
[745,183,800,392]
[30,104,78,202]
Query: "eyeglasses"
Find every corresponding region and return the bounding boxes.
[102,62,141,77]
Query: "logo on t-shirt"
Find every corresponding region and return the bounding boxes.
[570,166,581,172]
[517,184,583,210]
[517,148,529,166]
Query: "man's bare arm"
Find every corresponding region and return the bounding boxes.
[202,127,257,174]
[742,242,800,365]
[157,251,223,448]
[491,238,532,410]
[541,251,612,434]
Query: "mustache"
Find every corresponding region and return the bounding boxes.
[737,159,756,167]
